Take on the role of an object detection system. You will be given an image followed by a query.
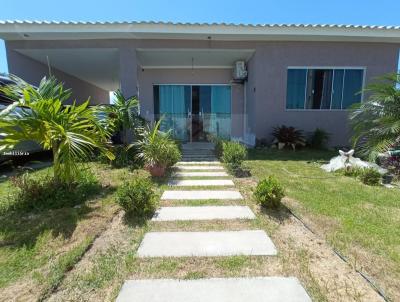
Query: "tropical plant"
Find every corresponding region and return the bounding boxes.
[134,119,181,176]
[0,75,114,184]
[116,176,157,219]
[350,73,400,160]
[99,90,140,144]
[309,128,330,149]
[254,176,285,209]
[271,125,306,150]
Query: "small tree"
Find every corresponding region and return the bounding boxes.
[101,90,140,144]
[0,75,114,184]
[350,73,400,160]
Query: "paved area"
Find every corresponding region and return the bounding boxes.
[137,230,277,257]
[176,161,221,165]
[161,190,243,200]
[173,171,228,177]
[152,206,255,221]
[168,179,234,187]
[117,277,312,302]
[117,142,310,301]
[176,165,224,170]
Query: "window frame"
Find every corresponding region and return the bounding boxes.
[285,66,367,111]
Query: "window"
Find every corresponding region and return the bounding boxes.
[286,68,364,110]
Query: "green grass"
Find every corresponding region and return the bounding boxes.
[246,148,400,299]
[0,162,130,298]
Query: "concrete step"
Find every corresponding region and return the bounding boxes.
[117,277,312,302]
[136,230,277,257]
[152,206,255,221]
[176,166,224,170]
[168,179,234,187]
[176,161,221,165]
[161,190,243,200]
[173,171,228,177]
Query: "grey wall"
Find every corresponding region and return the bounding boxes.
[6,46,109,104]
[252,41,399,146]
[138,68,245,138]
[5,39,399,146]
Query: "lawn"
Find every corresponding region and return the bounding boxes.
[246,148,400,301]
[0,163,148,301]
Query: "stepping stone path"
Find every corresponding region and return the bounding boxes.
[137,230,277,257]
[117,277,312,302]
[117,142,312,301]
[168,179,234,187]
[152,206,255,221]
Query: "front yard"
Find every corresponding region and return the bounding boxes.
[246,149,400,301]
[0,149,399,301]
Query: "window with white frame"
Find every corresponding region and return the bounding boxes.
[286,68,364,110]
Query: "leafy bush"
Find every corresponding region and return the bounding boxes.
[309,128,330,149]
[135,120,181,172]
[7,169,100,212]
[98,145,143,169]
[116,177,157,219]
[272,125,306,150]
[221,141,247,170]
[254,176,285,209]
[359,168,381,186]
[337,166,363,177]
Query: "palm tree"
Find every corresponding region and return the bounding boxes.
[350,73,400,160]
[102,89,140,144]
[0,75,114,183]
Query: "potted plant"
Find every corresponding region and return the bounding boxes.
[135,119,181,177]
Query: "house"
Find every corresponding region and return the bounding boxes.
[0,21,399,146]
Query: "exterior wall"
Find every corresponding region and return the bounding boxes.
[252,42,399,146]
[138,68,245,138]
[5,39,399,145]
[5,45,109,104]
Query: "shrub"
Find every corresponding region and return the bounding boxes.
[98,145,142,168]
[272,125,306,150]
[337,166,363,177]
[254,176,285,209]
[359,168,381,186]
[221,141,247,170]
[7,169,100,212]
[309,128,330,149]
[116,177,157,219]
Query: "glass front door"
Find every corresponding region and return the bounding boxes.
[154,84,231,142]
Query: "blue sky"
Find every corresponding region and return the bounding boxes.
[1,0,400,73]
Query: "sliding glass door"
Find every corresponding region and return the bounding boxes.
[154,84,231,142]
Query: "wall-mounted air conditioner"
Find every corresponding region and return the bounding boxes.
[233,61,248,80]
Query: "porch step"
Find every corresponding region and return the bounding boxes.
[161,190,243,200]
[176,161,221,165]
[116,277,312,302]
[182,142,215,151]
[152,206,255,221]
[168,179,234,187]
[136,230,277,257]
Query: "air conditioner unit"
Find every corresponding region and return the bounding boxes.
[233,61,248,80]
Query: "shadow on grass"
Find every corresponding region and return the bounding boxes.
[122,211,152,228]
[247,148,336,163]
[0,185,116,250]
[260,204,291,223]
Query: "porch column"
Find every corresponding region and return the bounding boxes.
[119,47,138,97]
